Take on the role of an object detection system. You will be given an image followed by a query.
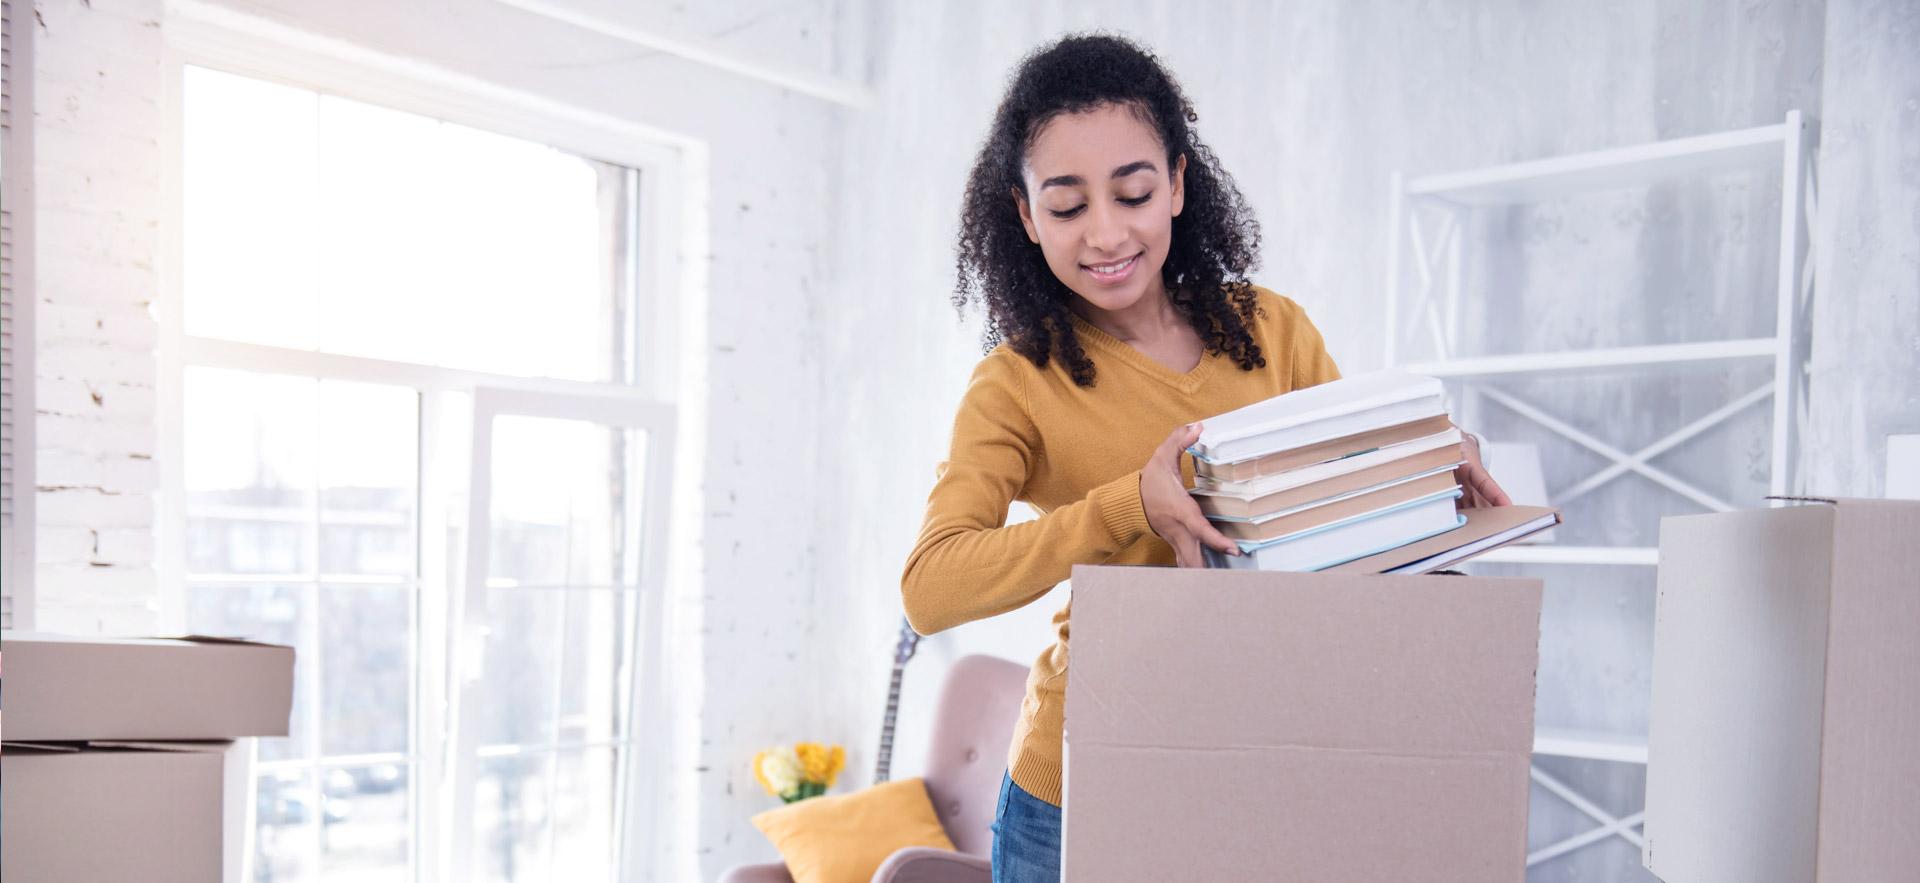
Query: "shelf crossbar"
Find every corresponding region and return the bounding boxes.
[1554,381,1776,507]
[1533,727,1650,765]
[1479,385,1736,513]
[1407,121,1789,206]
[1526,764,1648,868]
[1401,337,1777,378]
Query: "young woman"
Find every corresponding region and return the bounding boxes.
[899,34,1510,882]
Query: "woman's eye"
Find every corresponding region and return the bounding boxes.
[1048,205,1087,219]
[1119,193,1153,206]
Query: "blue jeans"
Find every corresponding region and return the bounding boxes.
[990,770,1061,883]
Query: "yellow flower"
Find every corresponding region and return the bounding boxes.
[825,745,845,786]
[796,743,847,787]
[795,743,824,782]
[753,746,802,799]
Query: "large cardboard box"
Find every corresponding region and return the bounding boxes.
[2,632,291,882]
[1063,564,1543,881]
[2,741,252,883]
[1644,498,1920,882]
[3,632,295,741]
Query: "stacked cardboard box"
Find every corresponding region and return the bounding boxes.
[2,633,296,883]
[1191,371,1558,571]
[1643,497,1920,882]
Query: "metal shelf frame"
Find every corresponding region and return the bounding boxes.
[1383,110,1818,871]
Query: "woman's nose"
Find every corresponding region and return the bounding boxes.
[1083,203,1126,253]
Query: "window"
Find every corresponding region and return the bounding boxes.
[174,65,670,883]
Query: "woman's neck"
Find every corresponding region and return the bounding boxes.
[1068,282,1181,344]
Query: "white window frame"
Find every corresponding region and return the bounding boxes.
[448,386,677,881]
[156,4,709,881]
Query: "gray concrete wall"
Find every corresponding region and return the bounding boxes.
[28,0,852,878]
[808,3,1903,882]
[1807,0,1920,496]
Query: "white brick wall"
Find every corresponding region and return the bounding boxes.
[31,0,166,635]
[27,1,844,874]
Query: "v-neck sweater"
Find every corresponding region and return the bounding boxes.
[901,286,1343,807]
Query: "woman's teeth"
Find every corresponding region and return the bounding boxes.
[1086,254,1138,274]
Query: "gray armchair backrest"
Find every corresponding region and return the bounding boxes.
[919,654,1030,857]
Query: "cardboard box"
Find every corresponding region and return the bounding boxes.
[2,741,252,883]
[2,632,295,741]
[1644,498,1920,882]
[1063,564,1542,881]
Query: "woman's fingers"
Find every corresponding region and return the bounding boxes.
[1468,462,1512,506]
[1172,482,1240,557]
[1453,426,1513,508]
[1190,514,1241,556]
[1165,521,1231,568]
[1153,420,1234,568]
[1456,463,1484,509]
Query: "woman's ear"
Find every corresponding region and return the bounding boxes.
[1012,186,1041,243]
[1170,154,1188,218]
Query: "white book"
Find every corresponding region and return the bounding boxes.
[1203,488,1464,572]
[1191,371,1447,465]
[1193,427,1464,498]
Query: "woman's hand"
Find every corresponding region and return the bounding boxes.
[1143,422,1243,567]
[1455,426,1513,509]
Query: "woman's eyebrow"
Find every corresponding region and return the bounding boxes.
[1038,160,1160,191]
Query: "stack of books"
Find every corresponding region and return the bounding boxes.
[1192,371,1559,572]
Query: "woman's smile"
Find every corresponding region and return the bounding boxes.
[1081,251,1143,285]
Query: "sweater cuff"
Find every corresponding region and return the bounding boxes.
[1092,470,1152,547]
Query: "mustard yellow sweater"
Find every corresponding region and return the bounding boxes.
[900,286,1342,807]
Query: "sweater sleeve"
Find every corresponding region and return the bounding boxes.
[899,351,1152,636]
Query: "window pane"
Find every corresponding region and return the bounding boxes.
[320,586,413,756]
[189,583,311,763]
[550,748,621,882]
[477,588,564,748]
[476,754,555,882]
[185,368,318,576]
[313,96,615,381]
[487,417,644,587]
[183,66,627,381]
[182,66,321,349]
[557,589,634,745]
[254,768,321,882]
[319,763,412,883]
[319,381,418,576]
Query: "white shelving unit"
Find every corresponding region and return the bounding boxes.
[1383,110,1817,872]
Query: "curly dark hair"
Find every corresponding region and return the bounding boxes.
[953,33,1265,387]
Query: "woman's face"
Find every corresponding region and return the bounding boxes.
[1015,102,1186,314]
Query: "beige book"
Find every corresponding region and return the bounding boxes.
[1213,471,1461,543]
[1193,444,1466,520]
[1193,414,1454,482]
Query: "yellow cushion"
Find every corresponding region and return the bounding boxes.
[749,777,958,883]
